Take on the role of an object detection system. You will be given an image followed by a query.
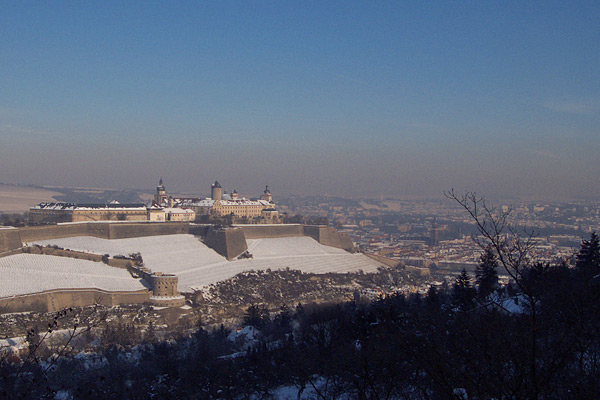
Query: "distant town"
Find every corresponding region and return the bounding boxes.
[277,195,600,275]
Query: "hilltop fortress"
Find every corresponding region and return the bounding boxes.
[29,179,279,224]
[0,180,381,314]
[0,219,363,313]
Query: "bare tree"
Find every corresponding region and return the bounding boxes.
[444,190,553,400]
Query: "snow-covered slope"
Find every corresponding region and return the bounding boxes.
[30,235,385,292]
[0,254,148,298]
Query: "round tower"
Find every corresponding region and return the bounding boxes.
[211,181,223,200]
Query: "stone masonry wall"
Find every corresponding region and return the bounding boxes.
[303,225,354,251]
[0,289,150,313]
[235,224,304,239]
[107,222,188,239]
[205,227,248,260]
[0,229,22,253]
[15,222,188,243]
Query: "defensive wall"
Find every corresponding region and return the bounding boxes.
[1,222,189,250]
[364,253,400,268]
[1,222,356,312]
[4,222,351,253]
[303,225,354,251]
[204,227,248,260]
[235,224,305,239]
[0,288,150,313]
[21,246,133,269]
[0,243,186,312]
[364,253,431,276]
[0,228,22,254]
[233,224,354,251]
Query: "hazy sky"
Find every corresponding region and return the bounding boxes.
[1,2,599,200]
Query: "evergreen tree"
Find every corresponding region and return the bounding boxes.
[452,269,476,311]
[576,232,600,275]
[243,304,269,329]
[476,246,499,298]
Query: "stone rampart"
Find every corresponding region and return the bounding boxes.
[304,225,354,251]
[0,288,150,313]
[19,224,91,243]
[16,222,189,243]
[405,266,431,277]
[0,228,22,253]
[234,224,304,239]
[23,246,104,262]
[188,224,211,237]
[107,222,188,239]
[364,253,400,268]
[205,227,248,260]
[21,246,133,268]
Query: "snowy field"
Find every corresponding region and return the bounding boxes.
[0,254,148,298]
[31,235,385,292]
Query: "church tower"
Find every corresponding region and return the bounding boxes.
[154,177,168,206]
[260,185,272,202]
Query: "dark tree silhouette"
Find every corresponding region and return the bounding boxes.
[452,269,476,311]
[576,231,600,274]
[476,245,499,298]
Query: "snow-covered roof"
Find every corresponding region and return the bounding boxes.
[32,202,147,211]
[184,199,215,207]
[218,199,270,206]
[163,208,194,214]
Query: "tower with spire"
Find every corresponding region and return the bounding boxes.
[260,185,272,202]
[154,177,168,206]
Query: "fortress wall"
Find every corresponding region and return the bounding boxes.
[107,222,189,239]
[205,227,248,260]
[86,223,110,238]
[405,266,431,277]
[364,253,400,268]
[0,289,150,313]
[188,224,210,237]
[19,224,91,242]
[107,258,133,269]
[23,246,104,262]
[0,229,22,253]
[235,224,304,239]
[304,225,354,251]
[17,222,189,243]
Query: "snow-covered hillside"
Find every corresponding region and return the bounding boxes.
[0,254,148,298]
[31,235,385,292]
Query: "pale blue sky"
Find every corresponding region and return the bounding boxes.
[1,1,599,199]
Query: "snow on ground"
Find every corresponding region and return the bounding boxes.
[0,254,148,298]
[31,235,385,292]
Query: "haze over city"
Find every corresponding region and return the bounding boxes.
[1,2,599,199]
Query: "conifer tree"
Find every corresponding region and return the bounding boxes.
[476,246,499,298]
[576,232,600,275]
[452,269,476,310]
